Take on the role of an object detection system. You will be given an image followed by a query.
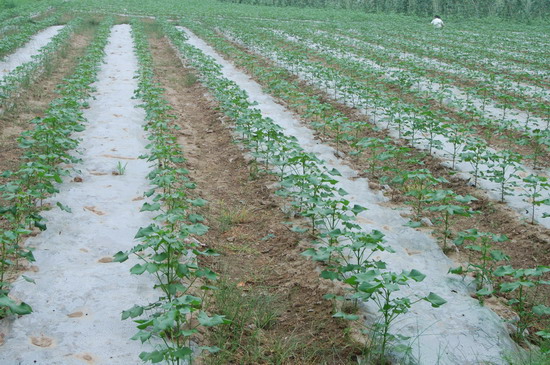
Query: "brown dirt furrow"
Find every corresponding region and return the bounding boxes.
[0,21,97,177]
[147,27,361,364]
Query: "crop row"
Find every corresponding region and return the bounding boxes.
[0,9,54,37]
[202,20,550,226]
[0,16,113,318]
[177,18,550,349]
[0,1,59,25]
[274,25,549,118]
[262,26,548,139]
[196,20,537,276]
[338,25,550,84]
[0,14,61,59]
[180,21,496,240]
[162,19,450,363]
[312,27,550,105]
[216,18,549,123]
[0,18,82,110]
[113,19,226,365]
[247,15,550,76]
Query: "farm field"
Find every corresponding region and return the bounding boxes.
[0,0,548,364]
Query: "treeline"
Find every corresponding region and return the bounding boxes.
[217,0,550,20]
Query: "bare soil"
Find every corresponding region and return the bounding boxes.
[147,29,363,364]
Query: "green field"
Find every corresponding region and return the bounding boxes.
[0,1,549,364]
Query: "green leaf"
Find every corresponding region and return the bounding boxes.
[196,268,218,281]
[533,305,550,316]
[188,213,204,223]
[131,330,152,343]
[0,295,32,315]
[424,292,446,308]
[337,188,348,196]
[493,265,515,277]
[145,262,159,273]
[409,269,426,282]
[130,264,147,275]
[56,202,72,213]
[187,223,209,236]
[173,347,193,359]
[139,350,165,363]
[291,225,308,233]
[199,346,221,353]
[34,220,47,231]
[22,275,35,284]
[405,221,422,228]
[156,310,176,330]
[476,288,493,297]
[394,344,412,353]
[333,311,359,321]
[500,282,522,292]
[180,329,198,337]
[198,312,228,327]
[121,305,144,320]
[328,168,341,176]
[113,251,129,263]
[448,266,464,275]
[320,270,339,281]
[140,202,161,212]
[135,225,155,239]
[351,204,367,215]
[188,198,207,207]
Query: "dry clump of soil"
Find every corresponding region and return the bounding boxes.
[147,29,362,364]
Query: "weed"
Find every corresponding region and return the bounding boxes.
[183,72,198,87]
[215,201,253,233]
[113,161,127,175]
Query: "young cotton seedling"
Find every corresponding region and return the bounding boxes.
[494,265,550,342]
[521,174,550,224]
[450,230,509,301]
[336,268,446,363]
[460,137,490,187]
[400,169,447,218]
[426,190,477,251]
[484,150,523,202]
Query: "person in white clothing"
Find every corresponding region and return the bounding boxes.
[431,15,444,28]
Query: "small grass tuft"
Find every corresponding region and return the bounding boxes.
[183,72,198,87]
[215,201,253,233]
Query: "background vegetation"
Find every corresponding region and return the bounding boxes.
[217,0,550,21]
